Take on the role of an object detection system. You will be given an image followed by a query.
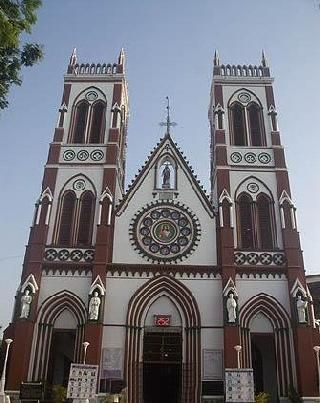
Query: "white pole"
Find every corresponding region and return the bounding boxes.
[234,345,242,369]
[313,346,320,396]
[82,342,90,365]
[81,342,90,403]
[0,339,13,403]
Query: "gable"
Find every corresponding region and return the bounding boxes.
[113,135,216,265]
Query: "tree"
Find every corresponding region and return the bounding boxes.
[0,0,43,110]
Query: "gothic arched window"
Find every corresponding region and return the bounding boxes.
[88,101,105,143]
[77,191,95,246]
[56,189,96,247]
[237,194,254,249]
[256,194,274,249]
[248,103,263,146]
[237,192,276,250]
[57,191,76,245]
[71,101,89,143]
[231,103,247,146]
[228,90,265,146]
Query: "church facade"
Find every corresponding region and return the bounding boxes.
[4,50,320,403]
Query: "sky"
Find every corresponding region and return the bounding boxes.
[1,0,320,331]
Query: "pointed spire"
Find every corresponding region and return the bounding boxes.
[69,48,77,65]
[261,49,268,67]
[214,50,220,66]
[118,48,126,66]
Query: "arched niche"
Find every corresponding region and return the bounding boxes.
[155,155,177,190]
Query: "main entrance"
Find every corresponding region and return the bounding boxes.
[251,334,278,402]
[47,330,76,387]
[143,331,182,403]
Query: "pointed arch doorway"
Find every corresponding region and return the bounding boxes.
[143,329,182,403]
[125,275,201,403]
[239,294,297,401]
[28,291,86,383]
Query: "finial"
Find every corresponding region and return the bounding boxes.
[159,96,177,136]
[118,48,126,66]
[261,50,268,67]
[69,48,77,65]
[214,50,220,66]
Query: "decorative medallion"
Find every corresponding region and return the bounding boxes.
[77,150,89,161]
[230,152,242,163]
[58,249,70,261]
[73,179,86,191]
[258,152,272,164]
[85,91,98,102]
[234,251,286,266]
[44,248,95,263]
[246,183,259,194]
[63,150,76,161]
[244,152,256,164]
[90,149,104,161]
[238,92,251,104]
[130,201,201,262]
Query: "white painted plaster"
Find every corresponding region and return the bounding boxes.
[236,277,290,314]
[250,312,274,333]
[54,308,78,329]
[38,275,91,307]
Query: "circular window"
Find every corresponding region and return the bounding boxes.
[130,202,201,262]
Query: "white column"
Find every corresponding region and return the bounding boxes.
[0,339,13,403]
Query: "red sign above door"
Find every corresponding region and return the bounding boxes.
[154,315,171,327]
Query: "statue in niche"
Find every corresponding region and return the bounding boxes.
[20,289,32,318]
[89,291,101,320]
[226,293,237,323]
[296,295,308,323]
[162,164,171,188]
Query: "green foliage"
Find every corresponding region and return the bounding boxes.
[103,391,127,403]
[288,385,302,403]
[0,0,43,110]
[103,395,113,403]
[255,392,270,403]
[51,385,67,403]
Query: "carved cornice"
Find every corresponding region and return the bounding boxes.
[106,263,220,278]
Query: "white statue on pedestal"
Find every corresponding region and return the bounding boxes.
[296,295,308,323]
[226,293,237,323]
[89,291,101,320]
[20,290,32,318]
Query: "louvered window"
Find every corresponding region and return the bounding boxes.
[238,194,254,248]
[229,98,265,146]
[56,190,95,247]
[89,102,105,143]
[77,192,94,246]
[257,195,273,249]
[72,101,89,143]
[248,104,263,146]
[57,192,76,245]
[232,103,246,146]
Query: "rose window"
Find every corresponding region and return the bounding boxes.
[130,202,200,262]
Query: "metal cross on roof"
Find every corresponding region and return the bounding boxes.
[159,96,177,135]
